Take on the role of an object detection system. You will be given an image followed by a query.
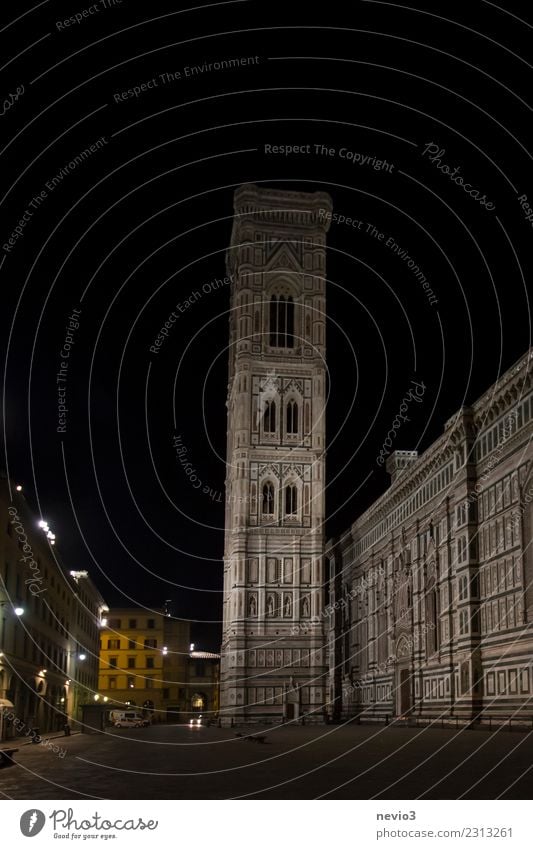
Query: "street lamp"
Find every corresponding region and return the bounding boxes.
[0,601,24,616]
[67,650,87,661]
[38,519,56,544]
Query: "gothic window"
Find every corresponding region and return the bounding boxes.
[425,581,438,655]
[286,400,299,435]
[377,605,388,665]
[285,484,297,515]
[262,482,275,515]
[269,295,294,347]
[263,400,276,433]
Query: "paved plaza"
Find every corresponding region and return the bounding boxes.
[0,723,531,800]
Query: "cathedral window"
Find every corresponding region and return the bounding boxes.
[263,400,276,433]
[286,399,299,435]
[285,484,297,515]
[262,482,275,515]
[269,295,294,347]
[425,583,438,655]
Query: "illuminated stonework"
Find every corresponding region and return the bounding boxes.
[220,184,332,723]
[327,351,533,723]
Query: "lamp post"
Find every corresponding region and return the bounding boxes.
[0,600,24,616]
[66,650,87,723]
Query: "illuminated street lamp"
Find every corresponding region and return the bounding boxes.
[0,602,24,616]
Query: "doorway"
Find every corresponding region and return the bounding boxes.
[397,667,412,716]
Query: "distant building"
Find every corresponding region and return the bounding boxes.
[67,570,108,724]
[327,350,533,723]
[97,609,219,721]
[0,475,107,740]
[188,649,220,716]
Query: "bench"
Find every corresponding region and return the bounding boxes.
[234,732,267,743]
[0,748,18,767]
[248,734,266,744]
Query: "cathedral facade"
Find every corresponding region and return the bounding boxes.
[220,184,332,723]
[327,351,533,723]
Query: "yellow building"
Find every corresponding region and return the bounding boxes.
[98,608,191,721]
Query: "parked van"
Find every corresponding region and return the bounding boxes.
[112,711,147,728]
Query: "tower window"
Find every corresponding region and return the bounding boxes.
[285,485,297,515]
[263,400,276,433]
[286,400,299,435]
[262,482,275,515]
[269,295,294,347]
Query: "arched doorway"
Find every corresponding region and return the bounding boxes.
[191,693,207,712]
[395,636,413,717]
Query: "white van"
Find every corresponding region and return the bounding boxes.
[112,711,146,728]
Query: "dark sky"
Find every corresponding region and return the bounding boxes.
[2,1,531,650]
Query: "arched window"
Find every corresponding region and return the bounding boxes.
[263,400,276,433]
[262,482,274,515]
[285,484,297,515]
[269,295,294,347]
[425,582,438,656]
[286,400,299,435]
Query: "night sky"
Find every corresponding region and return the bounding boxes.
[2,1,531,651]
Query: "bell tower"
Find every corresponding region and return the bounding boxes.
[220,183,332,723]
